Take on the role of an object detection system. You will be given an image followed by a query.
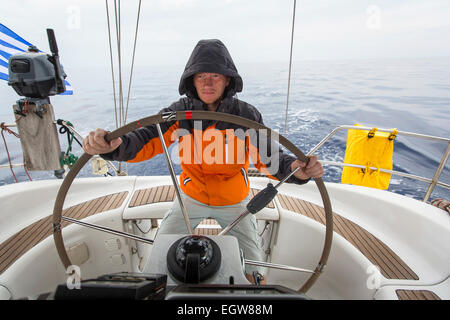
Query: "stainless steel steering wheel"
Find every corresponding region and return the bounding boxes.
[52,110,333,293]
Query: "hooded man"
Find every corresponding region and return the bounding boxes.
[82,39,324,283]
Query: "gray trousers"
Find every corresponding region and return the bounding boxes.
[157,192,265,275]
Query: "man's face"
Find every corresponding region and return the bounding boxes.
[193,72,230,105]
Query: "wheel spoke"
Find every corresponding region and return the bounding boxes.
[155,123,193,234]
[244,259,314,274]
[61,216,154,244]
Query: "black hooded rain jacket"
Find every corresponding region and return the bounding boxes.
[102,39,308,206]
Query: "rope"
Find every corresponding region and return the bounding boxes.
[124,0,142,125]
[58,120,79,167]
[105,0,119,129]
[58,121,82,147]
[0,122,32,182]
[284,0,297,135]
[0,123,19,139]
[24,163,32,181]
[1,123,18,182]
[430,198,450,214]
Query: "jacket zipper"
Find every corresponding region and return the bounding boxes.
[240,168,249,187]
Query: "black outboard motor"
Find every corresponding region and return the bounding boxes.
[7,29,67,115]
[7,29,68,179]
[7,46,66,98]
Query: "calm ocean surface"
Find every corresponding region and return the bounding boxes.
[1,57,449,201]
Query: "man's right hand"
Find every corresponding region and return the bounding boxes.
[82,128,122,155]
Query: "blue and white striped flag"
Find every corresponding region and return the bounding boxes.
[0,23,73,95]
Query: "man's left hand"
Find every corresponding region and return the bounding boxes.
[290,155,324,180]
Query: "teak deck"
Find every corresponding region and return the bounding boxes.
[0,191,128,275]
[0,184,438,299]
[277,194,419,281]
[396,289,441,300]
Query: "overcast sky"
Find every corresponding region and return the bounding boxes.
[2,0,450,71]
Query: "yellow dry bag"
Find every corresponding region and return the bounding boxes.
[341,124,398,190]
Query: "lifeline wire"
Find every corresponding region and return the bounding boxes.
[0,122,32,182]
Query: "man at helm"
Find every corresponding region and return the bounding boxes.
[82,39,324,283]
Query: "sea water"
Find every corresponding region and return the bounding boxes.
[1,57,449,201]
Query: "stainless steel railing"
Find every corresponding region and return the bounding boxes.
[307,125,449,202]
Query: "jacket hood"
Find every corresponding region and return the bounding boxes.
[178,39,243,99]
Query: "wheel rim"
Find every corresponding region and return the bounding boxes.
[52,110,333,293]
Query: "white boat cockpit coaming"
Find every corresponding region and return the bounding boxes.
[0,175,448,300]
